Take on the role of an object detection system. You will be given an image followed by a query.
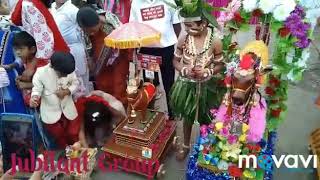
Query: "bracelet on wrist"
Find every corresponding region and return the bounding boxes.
[174,51,183,58]
[214,56,224,62]
[180,67,188,77]
[203,68,210,78]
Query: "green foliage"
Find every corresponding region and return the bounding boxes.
[271,21,283,33]
[239,24,250,31]
[202,7,219,27]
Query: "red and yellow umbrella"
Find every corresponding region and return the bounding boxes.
[104,22,161,49]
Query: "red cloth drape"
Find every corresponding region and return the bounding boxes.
[11,0,70,56]
[90,29,130,105]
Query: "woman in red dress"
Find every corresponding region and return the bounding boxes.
[77,7,130,106]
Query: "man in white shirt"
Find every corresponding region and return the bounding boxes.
[129,0,181,119]
[51,0,90,95]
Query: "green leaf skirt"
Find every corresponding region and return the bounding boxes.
[169,76,226,125]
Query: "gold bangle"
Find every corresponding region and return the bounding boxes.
[180,67,188,77]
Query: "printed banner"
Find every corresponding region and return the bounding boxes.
[140,5,165,21]
[137,53,162,71]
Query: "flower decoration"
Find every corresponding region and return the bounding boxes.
[228,135,238,144]
[239,134,247,142]
[208,123,215,130]
[278,27,290,37]
[271,109,282,117]
[200,137,210,144]
[284,6,311,49]
[295,49,310,68]
[225,146,242,159]
[211,157,220,166]
[252,9,262,17]
[268,75,281,87]
[273,0,296,21]
[220,127,230,137]
[258,0,280,14]
[242,0,258,12]
[233,11,244,23]
[197,121,265,178]
[242,124,250,133]
[225,61,239,76]
[215,122,224,131]
[200,125,209,137]
[204,154,213,164]
[243,169,257,178]
[217,0,241,27]
[210,108,218,117]
[217,160,229,170]
[265,87,275,96]
[287,69,295,82]
[292,5,305,17]
[285,48,295,64]
[228,166,243,177]
[295,37,311,49]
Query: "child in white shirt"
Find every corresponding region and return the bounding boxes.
[30,51,80,149]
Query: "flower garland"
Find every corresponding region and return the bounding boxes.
[187,27,213,56]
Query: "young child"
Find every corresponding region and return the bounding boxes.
[15,32,48,104]
[30,51,80,149]
[75,90,126,148]
[2,31,47,105]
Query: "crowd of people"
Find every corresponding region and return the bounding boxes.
[1,0,221,177]
[0,0,199,150]
[4,0,318,179]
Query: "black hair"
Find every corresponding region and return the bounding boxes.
[50,52,75,75]
[40,0,52,8]
[83,101,113,142]
[77,7,100,28]
[12,31,36,49]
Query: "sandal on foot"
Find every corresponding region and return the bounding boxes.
[176,144,190,161]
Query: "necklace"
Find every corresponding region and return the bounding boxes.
[185,27,214,57]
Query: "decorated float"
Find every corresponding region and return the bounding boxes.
[102,22,178,179]
[185,0,316,179]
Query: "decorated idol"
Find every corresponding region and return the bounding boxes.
[195,41,273,178]
[170,0,226,160]
[216,40,272,143]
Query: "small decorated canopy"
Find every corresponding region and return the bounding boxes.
[104,22,161,49]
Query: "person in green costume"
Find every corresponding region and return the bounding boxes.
[169,0,226,161]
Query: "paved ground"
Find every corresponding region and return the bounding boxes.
[93,27,320,180]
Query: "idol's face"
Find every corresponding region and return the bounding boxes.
[231,73,255,106]
[184,21,207,36]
